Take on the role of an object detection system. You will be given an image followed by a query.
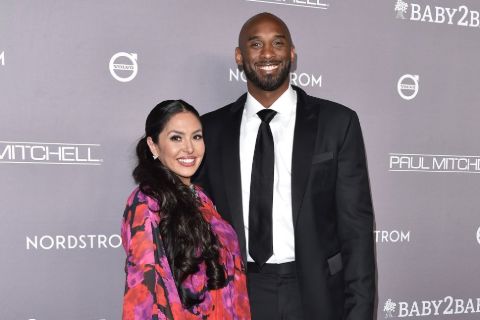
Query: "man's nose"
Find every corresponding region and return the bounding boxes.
[260,43,274,59]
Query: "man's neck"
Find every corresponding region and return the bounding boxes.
[247,81,290,108]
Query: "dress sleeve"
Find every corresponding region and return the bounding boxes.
[121,190,176,320]
[231,254,251,319]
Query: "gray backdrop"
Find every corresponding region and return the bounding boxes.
[1,0,479,319]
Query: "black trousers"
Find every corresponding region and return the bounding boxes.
[247,262,305,320]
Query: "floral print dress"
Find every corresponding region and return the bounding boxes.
[121,186,251,320]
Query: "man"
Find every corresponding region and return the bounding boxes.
[194,12,375,319]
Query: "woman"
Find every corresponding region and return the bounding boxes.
[121,100,250,319]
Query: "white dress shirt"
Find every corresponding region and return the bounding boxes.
[240,85,297,264]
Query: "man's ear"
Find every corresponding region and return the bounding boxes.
[235,47,243,67]
[290,46,296,63]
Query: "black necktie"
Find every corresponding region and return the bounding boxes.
[249,109,277,267]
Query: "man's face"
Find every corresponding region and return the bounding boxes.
[236,16,295,92]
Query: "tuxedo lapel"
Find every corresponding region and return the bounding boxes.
[291,87,319,227]
[220,94,247,258]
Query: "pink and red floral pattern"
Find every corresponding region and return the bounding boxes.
[121,186,250,320]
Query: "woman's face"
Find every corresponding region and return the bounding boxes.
[147,111,205,185]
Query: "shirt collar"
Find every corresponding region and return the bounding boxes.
[244,85,297,122]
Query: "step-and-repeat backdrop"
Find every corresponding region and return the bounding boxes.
[1,1,479,319]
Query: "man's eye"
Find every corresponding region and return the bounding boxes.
[251,42,262,48]
[193,134,203,140]
[170,135,182,142]
[273,40,284,47]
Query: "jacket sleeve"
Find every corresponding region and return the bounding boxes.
[335,112,376,319]
[121,191,176,320]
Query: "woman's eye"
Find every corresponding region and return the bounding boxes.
[170,135,182,142]
[193,134,203,140]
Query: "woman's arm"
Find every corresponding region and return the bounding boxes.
[121,190,175,320]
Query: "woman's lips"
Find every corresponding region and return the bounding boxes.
[177,157,196,167]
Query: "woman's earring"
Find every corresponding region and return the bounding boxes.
[152,154,158,160]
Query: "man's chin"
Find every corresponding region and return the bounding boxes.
[244,68,290,91]
[257,78,288,91]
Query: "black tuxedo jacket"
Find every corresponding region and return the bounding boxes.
[194,86,375,319]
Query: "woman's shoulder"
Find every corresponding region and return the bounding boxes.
[194,185,228,224]
[193,185,214,206]
[126,186,141,204]
[124,187,160,222]
[127,186,158,209]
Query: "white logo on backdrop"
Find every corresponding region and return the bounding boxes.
[109,52,138,82]
[389,153,480,174]
[477,227,480,245]
[245,0,329,10]
[374,230,411,243]
[397,74,419,100]
[26,234,122,250]
[394,1,480,28]
[384,299,397,318]
[0,141,103,165]
[395,0,409,19]
[0,51,5,66]
[383,296,480,317]
[229,68,322,88]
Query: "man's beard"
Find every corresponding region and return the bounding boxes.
[242,60,291,91]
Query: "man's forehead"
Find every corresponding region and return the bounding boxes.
[247,22,286,35]
[239,14,291,43]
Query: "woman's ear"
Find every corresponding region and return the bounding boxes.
[146,137,159,158]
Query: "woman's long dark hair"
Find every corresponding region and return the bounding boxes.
[133,100,226,308]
